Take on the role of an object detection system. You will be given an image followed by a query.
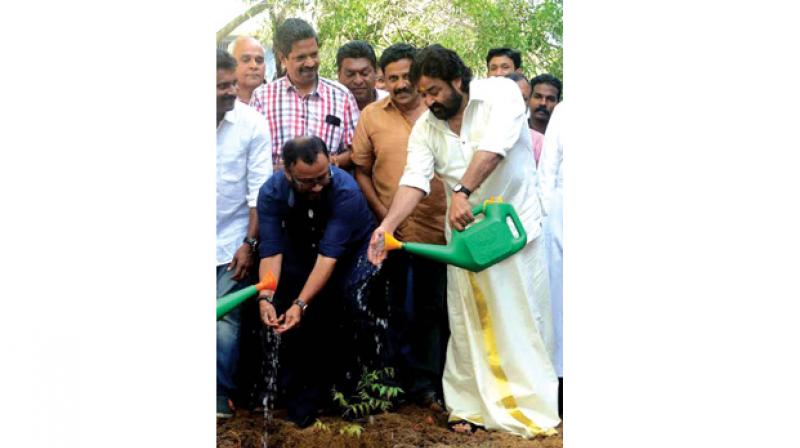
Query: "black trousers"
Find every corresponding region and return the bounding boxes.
[383,252,449,400]
[275,249,391,427]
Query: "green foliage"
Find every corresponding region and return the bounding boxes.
[339,423,364,438]
[311,419,331,432]
[331,367,404,420]
[236,0,562,81]
[313,0,562,81]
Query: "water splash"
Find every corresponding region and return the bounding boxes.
[261,329,281,448]
[347,253,394,373]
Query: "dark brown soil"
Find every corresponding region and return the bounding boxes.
[217,404,563,448]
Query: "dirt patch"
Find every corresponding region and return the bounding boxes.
[218,404,563,448]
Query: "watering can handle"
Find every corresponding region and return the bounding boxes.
[470,196,505,217]
[470,203,486,217]
[505,208,528,245]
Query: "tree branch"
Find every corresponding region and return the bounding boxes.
[217,0,272,43]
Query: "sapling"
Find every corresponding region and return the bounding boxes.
[331,367,404,420]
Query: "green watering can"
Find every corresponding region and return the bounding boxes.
[216,271,276,320]
[381,197,527,272]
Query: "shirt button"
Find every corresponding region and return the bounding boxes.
[311,243,316,248]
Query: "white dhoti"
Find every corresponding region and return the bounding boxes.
[442,234,561,437]
[398,77,561,437]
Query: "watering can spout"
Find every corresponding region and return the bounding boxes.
[382,231,457,266]
[216,271,277,320]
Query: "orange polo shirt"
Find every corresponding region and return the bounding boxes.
[351,96,447,244]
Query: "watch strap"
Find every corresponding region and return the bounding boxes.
[243,237,258,252]
[293,299,308,314]
[453,183,472,198]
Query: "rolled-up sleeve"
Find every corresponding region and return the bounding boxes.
[398,120,435,196]
[478,79,527,157]
[246,123,272,207]
[256,183,286,258]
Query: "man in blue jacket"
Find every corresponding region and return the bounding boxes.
[255,136,390,427]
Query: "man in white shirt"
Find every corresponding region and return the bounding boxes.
[537,101,564,417]
[216,49,272,418]
[367,45,559,438]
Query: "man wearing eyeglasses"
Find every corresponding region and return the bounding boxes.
[253,135,390,428]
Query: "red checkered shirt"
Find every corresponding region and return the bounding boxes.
[250,76,360,165]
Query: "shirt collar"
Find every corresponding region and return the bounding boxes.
[380,96,396,111]
[284,166,337,209]
[282,75,322,97]
[223,101,239,124]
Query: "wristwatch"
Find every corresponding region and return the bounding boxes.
[257,293,273,304]
[452,183,472,198]
[293,298,308,314]
[243,237,258,252]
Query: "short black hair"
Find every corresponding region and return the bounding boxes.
[486,47,522,70]
[336,40,377,70]
[217,48,237,71]
[281,136,329,168]
[531,74,563,101]
[410,44,472,94]
[274,18,318,59]
[378,43,417,72]
[505,72,529,84]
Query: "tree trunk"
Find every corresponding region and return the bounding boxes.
[216,0,272,43]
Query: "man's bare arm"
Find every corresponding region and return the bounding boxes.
[448,151,503,231]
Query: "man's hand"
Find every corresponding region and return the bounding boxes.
[258,297,281,327]
[448,192,474,231]
[367,226,391,266]
[228,244,254,282]
[275,304,302,334]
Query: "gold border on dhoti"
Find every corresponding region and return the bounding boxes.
[468,273,558,437]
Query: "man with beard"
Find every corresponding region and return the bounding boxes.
[251,18,360,172]
[216,49,272,418]
[351,43,449,409]
[255,136,391,428]
[367,45,560,438]
[336,40,389,111]
[229,36,267,104]
[529,74,562,135]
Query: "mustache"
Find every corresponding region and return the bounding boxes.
[299,66,317,73]
[222,95,236,102]
[393,87,412,96]
[534,105,550,116]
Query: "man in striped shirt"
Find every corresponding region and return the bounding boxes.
[250,18,360,172]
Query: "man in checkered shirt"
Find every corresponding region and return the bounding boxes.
[250,18,360,173]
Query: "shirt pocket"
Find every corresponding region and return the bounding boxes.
[218,153,246,199]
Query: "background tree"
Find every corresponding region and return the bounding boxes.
[218,0,562,83]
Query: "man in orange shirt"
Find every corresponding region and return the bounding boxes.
[351,43,449,408]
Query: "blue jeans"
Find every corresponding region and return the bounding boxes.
[217,264,249,399]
